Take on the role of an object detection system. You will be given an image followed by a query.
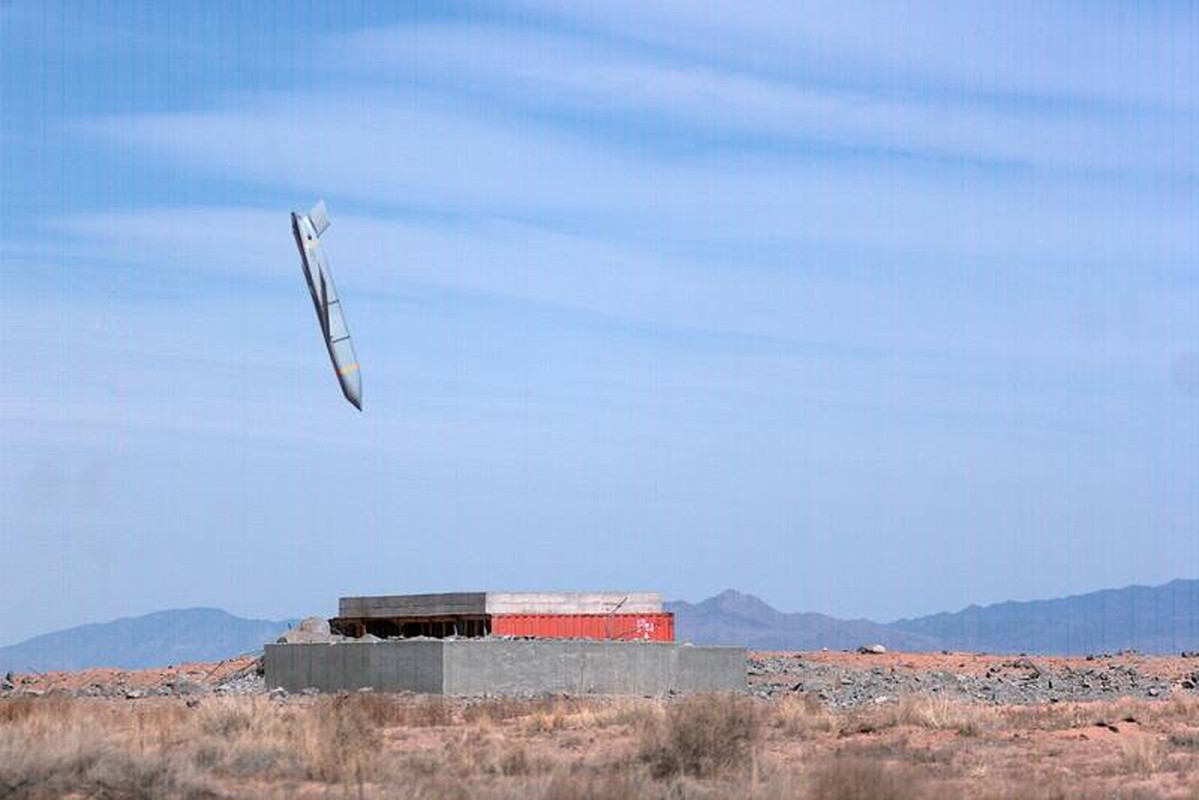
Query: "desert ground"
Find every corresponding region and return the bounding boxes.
[3,651,1199,799]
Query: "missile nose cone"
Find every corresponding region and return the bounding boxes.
[343,372,363,411]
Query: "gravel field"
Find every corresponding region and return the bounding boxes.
[4,649,1198,708]
[750,650,1199,707]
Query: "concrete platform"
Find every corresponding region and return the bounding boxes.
[338,592,662,618]
[264,640,745,695]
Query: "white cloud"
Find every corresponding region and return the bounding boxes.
[343,22,1198,176]
[516,1,1199,110]
[36,204,1196,381]
[80,93,1197,276]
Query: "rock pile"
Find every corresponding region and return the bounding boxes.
[749,653,1192,708]
[275,617,348,645]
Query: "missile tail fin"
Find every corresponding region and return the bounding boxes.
[309,200,331,237]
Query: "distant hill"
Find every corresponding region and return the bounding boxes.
[0,608,294,672]
[890,579,1199,655]
[672,580,1199,655]
[667,590,941,651]
[4,580,1197,672]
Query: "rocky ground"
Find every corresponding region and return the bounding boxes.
[0,654,265,699]
[749,649,1199,707]
[3,648,1198,709]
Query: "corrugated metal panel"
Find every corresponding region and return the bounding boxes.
[491,613,674,642]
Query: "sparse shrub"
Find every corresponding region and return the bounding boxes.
[191,742,221,771]
[806,755,925,800]
[1167,730,1199,750]
[1158,694,1199,722]
[339,692,455,727]
[1002,703,1096,732]
[587,698,657,729]
[0,695,72,727]
[1120,736,1164,775]
[84,751,217,799]
[638,692,762,779]
[886,695,993,735]
[499,744,531,776]
[435,724,502,776]
[399,695,455,727]
[541,769,672,800]
[771,692,836,738]
[304,693,383,782]
[188,700,298,781]
[189,694,390,784]
[225,744,293,778]
[463,695,578,726]
[0,721,215,799]
[197,702,255,737]
[522,697,653,733]
[12,682,1198,799]
[525,702,573,733]
[971,781,1077,800]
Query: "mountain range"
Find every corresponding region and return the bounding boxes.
[666,579,1199,655]
[2,580,1197,672]
[0,608,294,673]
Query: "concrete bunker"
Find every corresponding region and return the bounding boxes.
[266,591,746,695]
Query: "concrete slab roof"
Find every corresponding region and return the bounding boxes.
[338,592,663,619]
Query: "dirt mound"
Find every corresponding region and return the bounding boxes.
[2,654,262,698]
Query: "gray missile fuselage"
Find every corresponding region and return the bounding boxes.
[291,203,362,410]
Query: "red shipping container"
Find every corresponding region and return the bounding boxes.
[491,613,674,642]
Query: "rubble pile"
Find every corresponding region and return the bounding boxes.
[749,652,1199,707]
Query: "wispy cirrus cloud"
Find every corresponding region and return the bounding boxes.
[43,205,1199,382]
[517,1,1199,110]
[81,95,1197,273]
[342,21,1198,176]
[3,2,1197,641]
[70,4,1196,286]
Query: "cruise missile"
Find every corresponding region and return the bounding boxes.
[291,200,362,410]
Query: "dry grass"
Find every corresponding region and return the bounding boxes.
[806,756,929,800]
[838,694,997,738]
[0,696,216,799]
[886,695,996,736]
[1120,735,1166,775]
[637,693,763,778]
[1001,694,1199,734]
[1167,730,1199,750]
[771,692,837,738]
[347,692,455,727]
[2,690,1198,798]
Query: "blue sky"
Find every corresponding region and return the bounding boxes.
[1,1,1196,644]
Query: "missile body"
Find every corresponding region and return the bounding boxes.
[291,200,362,410]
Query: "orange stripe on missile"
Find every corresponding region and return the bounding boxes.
[338,362,360,376]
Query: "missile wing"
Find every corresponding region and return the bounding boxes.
[291,200,362,410]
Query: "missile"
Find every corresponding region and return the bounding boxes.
[291,200,362,410]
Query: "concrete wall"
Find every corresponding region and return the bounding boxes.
[264,640,744,695]
[264,641,442,693]
[676,646,748,692]
[441,641,675,695]
[337,591,662,619]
